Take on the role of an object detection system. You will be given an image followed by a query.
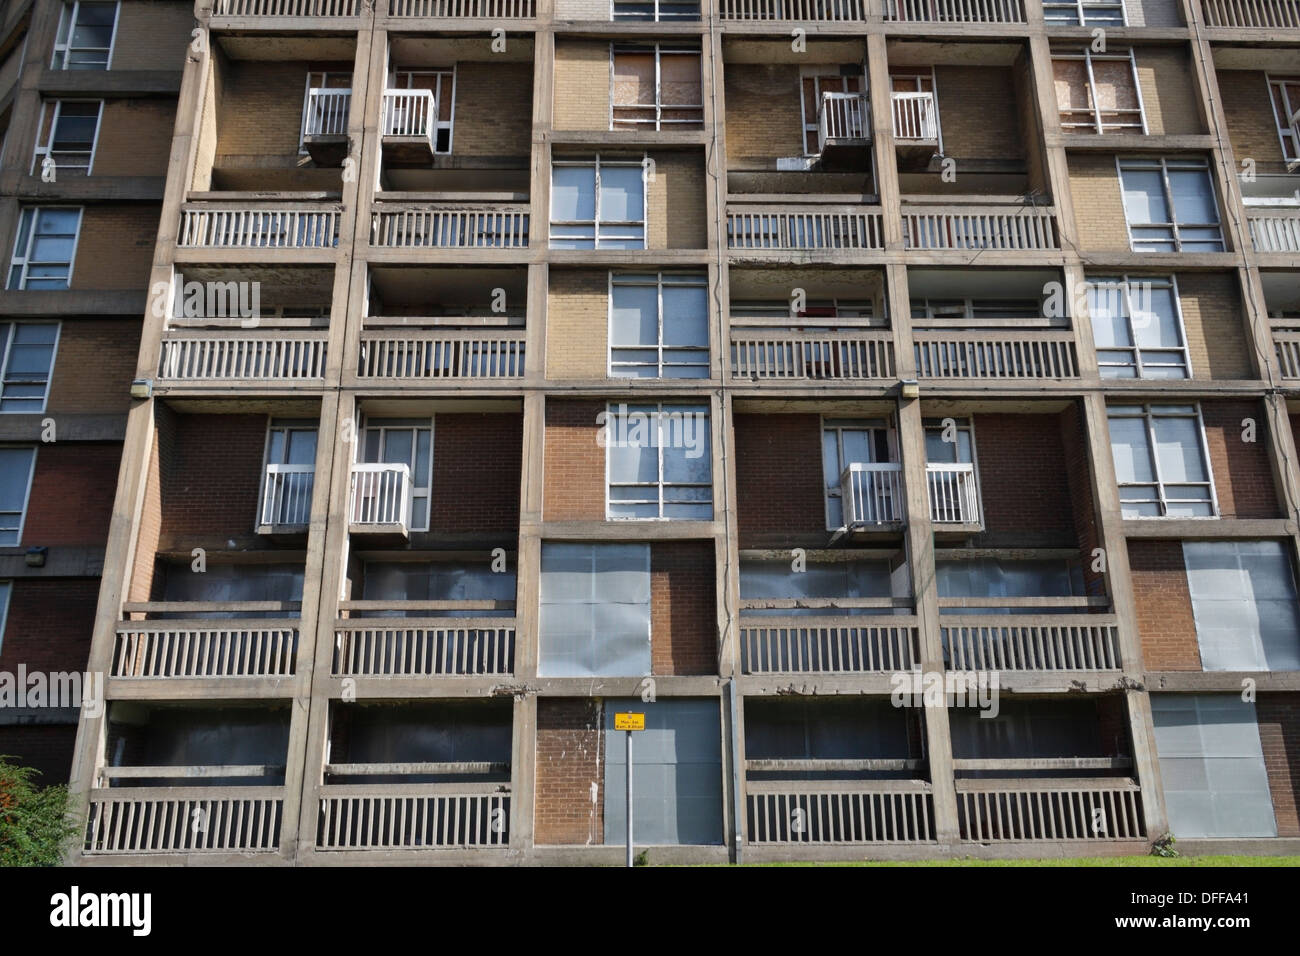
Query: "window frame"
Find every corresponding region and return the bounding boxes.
[32,99,104,176]
[257,419,319,527]
[0,321,61,414]
[1117,156,1225,253]
[550,154,648,249]
[51,1,119,71]
[609,43,703,132]
[821,416,898,530]
[0,446,37,547]
[358,417,435,533]
[1052,48,1147,135]
[604,401,712,521]
[7,206,83,290]
[608,271,710,379]
[1042,0,1126,26]
[0,580,11,657]
[389,67,456,155]
[1107,402,1218,519]
[610,0,700,20]
[1087,274,1191,380]
[1266,74,1300,165]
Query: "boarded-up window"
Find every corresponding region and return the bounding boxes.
[1183,540,1300,671]
[538,542,651,677]
[611,45,702,130]
[1053,50,1142,133]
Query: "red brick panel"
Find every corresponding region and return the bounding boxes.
[1201,401,1279,519]
[430,413,522,534]
[46,318,140,416]
[651,541,716,676]
[128,403,175,603]
[0,725,78,785]
[1128,539,1201,671]
[0,578,99,677]
[543,400,605,522]
[1060,404,1104,595]
[733,413,824,542]
[1257,694,1300,837]
[534,698,604,845]
[159,413,267,536]
[973,413,1073,535]
[21,443,120,548]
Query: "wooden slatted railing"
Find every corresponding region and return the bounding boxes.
[956,779,1145,842]
[740,617,919,674]
[913,331,1078,378]
[112,623,298,678]
[902,205,1059,250]
[332,620,516,676]
[747,782,935,843]
[158,331,327,381]
[83,789,283,853]
[730,330,894,379]
[941,615,1121,671]
[359,329,526,378]
[371,204,530,249]
[316,787,510,849]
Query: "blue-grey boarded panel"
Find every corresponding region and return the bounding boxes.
[1183,541,1300,671]
[538,543,651,677]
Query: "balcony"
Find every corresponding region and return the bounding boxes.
[179,203,341,250]
[158,331,328,383]
[730,328,894,380]
[316,787,510,849]
[891,91,939,163]
[718,0,868,19]
[883,0,1025,21]
[926,462,981,528]
[940,607,1120,672]
[358,328,525,379]
[302,88,351,167]
[1201,0,1300,28]
[840,462,905,529]
[913,328,1077,379]
[1248,209,1300,253]
[817,92,872,169]
[727,204,884,252]
[371,203,530,250]
[747,780,934,844]
[113,604,300,680]
[213,0,359,15]
[85,787,284,854]
[349,463,411,535]
[382,90,438,164]
[259,464,314,531]
[901,202,1060,251]
[388,0,536,15]
[955,777,1144,842]
[333,616,516,678]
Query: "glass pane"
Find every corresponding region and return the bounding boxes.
[1169,169,1217,225]
[1132,285,1180,348]
[1120,168,1168,225]
[285,429,317,466]
[1152,415,1207,483]
[599,166,644,222]
[611,283,658,348]
[1108,416,1153,483]
[550,166,595,221]
[661,285,708,346]
[0,447,34,510]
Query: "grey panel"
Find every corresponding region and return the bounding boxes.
[538,543,651,677]
[603,698,723,846]
[1183,541,1300,672]
[160,563,303,619]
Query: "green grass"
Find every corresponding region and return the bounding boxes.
[746,855,1300,867]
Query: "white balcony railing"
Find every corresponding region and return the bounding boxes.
[215,0,359,15]
[718,0,868,19]
[902,204,1060,251]
[891,91,939,142]
[1247,210,1300,252]
[730,330,894,379]
[913,331,1078,378]
[942,616,1122,671]
[1202,0,1300,27]
[747,782,935,843]
[371,204,530,249]
[179,204,340,249]
[841,462,904,526]
[926,462,981,525]
[388,0,535,15]
[349,463,411,528]
[817,92,871,150]
[382,89,435,140]
[304,88,351,137]
[727,205,884,250]
[317,789,510,849]
[359,329,525,378]
[158,331,328,381]
[112,622,298,678]
[84,789,283,853]
[956,780,1144,842]
[884,0,1025,20]
[260,464,314,527]
[740,619,919,674]
[333,620,515,676]
[1275,330,1300,379]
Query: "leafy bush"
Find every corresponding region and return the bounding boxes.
[0,758,77,866]
[1150,832,1180,858]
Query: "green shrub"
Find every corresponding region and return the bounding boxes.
[0,758,77,867]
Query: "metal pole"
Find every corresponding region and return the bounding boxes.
[626,729,633,868]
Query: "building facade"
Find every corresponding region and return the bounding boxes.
[39,0,1300,862]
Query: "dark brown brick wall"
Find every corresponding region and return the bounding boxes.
[1202,401,1278,519]
[45,319,139,415]
[21,443,120,547]
[651,541,716,676]
[159,413,266,537]
[734,413,824,543]
[0,578,98,678]
[1257,694,1300,837]
[429,413,521,534]
[69,205,160,291]
[534,698,604,845]
[973,413,1073,536]
[543,400,605,522]
[0,725,78,785]
[1128,539,1201,671]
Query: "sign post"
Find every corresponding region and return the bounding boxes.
[613,712,645,867]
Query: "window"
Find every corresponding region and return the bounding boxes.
[538,542,650,677]
[1268,76,1300,164]
[390,69,454,153]
[7,207,82,290]
[1107,404,1215,517]
[0,447,36,545]
[550,155,646,249]
[910,298,1042,329]
[612,0,699,20]
[0,580,10,656]
[33,101,102,176]
[605,402,711,520]
[937,557,1084,615]
[740,557,897,617]
[610,273,708,379]
[1183,541,1300,671]
[0,323,59,412]
[1053,50,1144,134]
[611,45,702,131]
[300,71,352,147]
[821,419,896,529]
[359,419,433,531]
[1118,157,1224,253]
[924,417,975,464]
[259,421,318,527]
[1043,0,1125,26]
[1088,276,1189,379]
[801,69,866,156]
[52,1,118,70]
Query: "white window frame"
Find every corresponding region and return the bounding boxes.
[1107,403,1218,518]
[0,321,61,413]
[608,271,710,379]
[390,68,456,155]
[1088,275,1191,380]
[32,99,104,176]
[0,446,37,547]
[358,417,434,533]
[609,43,703,131]
[7,207,83,290]
[299,71,353,152]
[1266,75,1300,165]
[1042,0,1126,26]
[821,416,898,530]
[258,419,319,526]
[0,580,11,656]
[51,1,119,70]
[889,68,943,155]
[1053,48,1147,135]
[610,0,700,20]
[1117,156,1224,253]
[605,402,712,521]
[799,65,868,158]
[550,154,648,249]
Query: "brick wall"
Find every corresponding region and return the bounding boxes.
[158,412,267,537]
[1068,153,1129,251]
[534,698,604,844]
[554,40,609,131]
[1219,71,1287,173]
[46,318,139,415]
[0,578,99,679]
[1201,400,1278,519]
[1128,539,1201,670]
[733,413,825,544]
[69,205,160,291]
[553,0,608,16]
[93,99,176,177]
[1060,404,1104,595]
[0,725,78,785]
[1257,694,1300,837]
[1134,48,1203,137]
[21,443,120,547]
[216,61,353,160]
[128,403,173,603]
[1125,0,1184,26]
[651,541,716,676]
[724,64,804,165]
[972,413,1074,536]
[1177,273,1252,380]
[647,150,706,250]
[546,269,608,379]
[452,62,532,157]
[543,399,605,521]
[935,66,1023,160]
[429,413,522,534]
[109,1,194,72]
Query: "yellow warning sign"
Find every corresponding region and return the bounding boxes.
[614,712,645,731]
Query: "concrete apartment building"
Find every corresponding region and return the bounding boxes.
[28,0,1299,863]
[0,0,190,783]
